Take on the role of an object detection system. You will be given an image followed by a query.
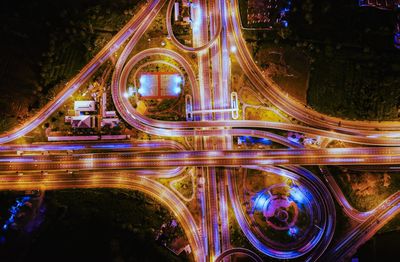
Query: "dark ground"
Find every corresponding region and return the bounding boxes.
[293,0,400,120]
[242,0,400,120]
[0,189,189,262]
[355,230,400,261]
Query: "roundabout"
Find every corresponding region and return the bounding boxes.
[228,166,335,260]
[252,184,300,232]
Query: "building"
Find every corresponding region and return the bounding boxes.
[182,16,191,25]
[246,0,291,29]
[101,118,120,128]
[74,101,96,113]
[168,236,192,256]
[104,111,117,118]
[66,115,96,129]
[101,92,107,116]
[174,2,180,21]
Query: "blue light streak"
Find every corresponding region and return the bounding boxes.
[240,136,272,145]
[0,158,35,163]
[91,143,132,149]
[290,186,305,204]
[394,32,400,49]
[252,190,270,212]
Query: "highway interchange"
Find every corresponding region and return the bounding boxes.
[1,0,400,261]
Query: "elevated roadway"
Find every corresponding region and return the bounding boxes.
[3,147,400,173]
[0,140,186,154]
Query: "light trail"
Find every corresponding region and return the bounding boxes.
[0,1,399,261]
[0,172,206,262]
[227,166,335,260]
[2,147,400,172]
[165,0,221,52]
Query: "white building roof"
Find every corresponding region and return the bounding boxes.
[74,101,96,112]
[105,111,116,117]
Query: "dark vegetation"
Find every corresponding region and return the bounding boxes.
[0,189,189,262]
[241,0,400,120]
[329,166,400,212]
[293,0,400,120]
[296,0,400,120]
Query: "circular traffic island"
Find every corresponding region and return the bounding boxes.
[250,183,313,248]
[230,167,335,260]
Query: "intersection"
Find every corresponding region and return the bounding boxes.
[1,0,400,261]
